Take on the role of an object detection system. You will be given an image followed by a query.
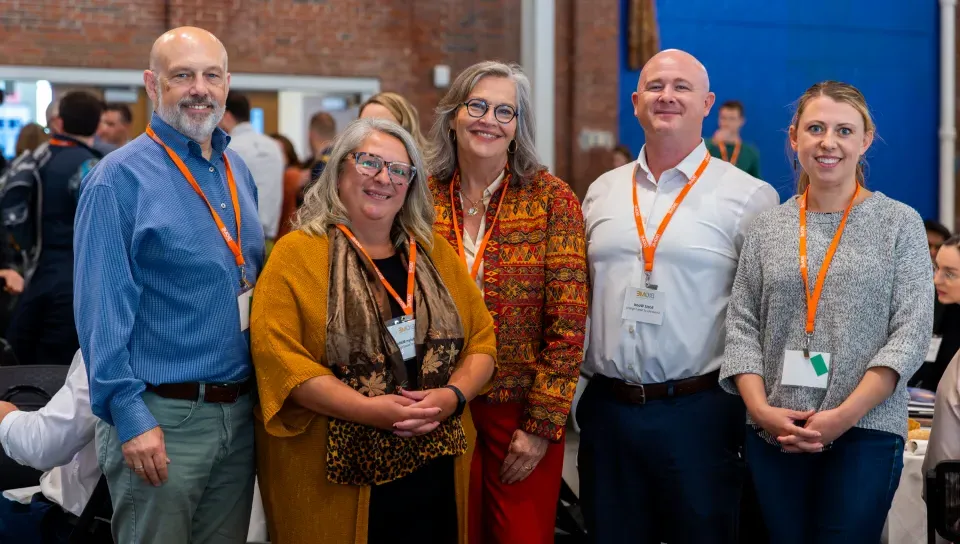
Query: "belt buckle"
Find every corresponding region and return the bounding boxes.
[210,382,239,403]
[637,383,646,405]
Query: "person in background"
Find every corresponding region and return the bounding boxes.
[268,133,306,239]
[924,235,960,542]
[221,91,285,246]
[926,219,952,264]
[251,118,496,544]
[0,90,5,173]
[580,50,779,544]
[358,92,428,151]
[47,99,116,156]
[304,111,337,181]
[0,350,103,543]
[74,26,264,543]
[611,143,632,169]
[14,123,50,159]
[428,61,588,544]
[96,102,133,147]
[707,100,761,178]
[7,91,104,367]
[721,81,932,543]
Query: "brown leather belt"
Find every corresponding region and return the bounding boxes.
[591,370,720,405]
[145,379,253,404]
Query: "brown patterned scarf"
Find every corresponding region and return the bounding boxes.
[325,227,467,485]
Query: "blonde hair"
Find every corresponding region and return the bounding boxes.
[360,92,427,151]
[294,118,435,250]
[792,81,875,194]
[426,61,541,185]
[15,123,49,156]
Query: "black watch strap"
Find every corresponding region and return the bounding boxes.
[443,384,466,416]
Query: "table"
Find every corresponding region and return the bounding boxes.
[884,440,928,544]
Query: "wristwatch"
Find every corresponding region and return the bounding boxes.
[443,384,466,417]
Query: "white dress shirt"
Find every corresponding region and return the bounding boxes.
[228,122,285,239]
[460,170,505,291]
[582,140,779,384]
[0,351,98,517]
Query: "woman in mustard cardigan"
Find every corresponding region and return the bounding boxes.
[250,118,497,544]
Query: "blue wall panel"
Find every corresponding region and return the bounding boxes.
[618,0,939,219]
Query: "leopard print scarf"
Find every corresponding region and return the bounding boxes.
[324,227,467,485]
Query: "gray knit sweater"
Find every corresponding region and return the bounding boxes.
[719,192,934,440]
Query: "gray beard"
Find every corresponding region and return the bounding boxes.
[155,84,225,143]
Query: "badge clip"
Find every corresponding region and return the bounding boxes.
[803,333,812,359]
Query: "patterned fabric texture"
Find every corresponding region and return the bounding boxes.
[430,168,588,442]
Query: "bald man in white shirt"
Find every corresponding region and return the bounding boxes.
[578,50,779,543]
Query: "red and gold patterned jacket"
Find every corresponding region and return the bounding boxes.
[430,168,588,442]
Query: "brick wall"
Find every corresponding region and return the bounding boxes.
[0,0,619,192]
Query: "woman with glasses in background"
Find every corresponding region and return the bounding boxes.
[427,61,588,544]
[251,118,497,544]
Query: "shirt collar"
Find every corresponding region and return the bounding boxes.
[148,112,231,160]
[482,169,507,201]
[637,139,709,184]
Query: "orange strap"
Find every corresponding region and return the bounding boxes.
[798,184,860,341]
[632,152,711,280]
[450,171,510,282]
[717,139,741,165]
[336,224,416,316]
[48,138,77,147]
[146,125,246,276]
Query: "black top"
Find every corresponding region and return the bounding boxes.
[373,253,420,389]
[38,134,102,260]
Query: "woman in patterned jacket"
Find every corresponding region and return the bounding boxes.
[426,60,588,544]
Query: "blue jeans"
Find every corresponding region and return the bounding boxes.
[744,425,904,544]
[0,494,73,544]
[576,381,745,544]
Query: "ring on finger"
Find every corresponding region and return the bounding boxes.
[134,466,144,472]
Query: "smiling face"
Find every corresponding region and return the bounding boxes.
[449,76,518,164]
[790,95,874,190]
[144,28,229,143]
[633,50,715,141]
[337,130,412,227]
[935,245,960,304]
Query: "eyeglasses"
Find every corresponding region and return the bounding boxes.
[462,98,519,124]
[350,152,417,186]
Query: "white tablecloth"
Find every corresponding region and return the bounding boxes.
[884,440,928,544]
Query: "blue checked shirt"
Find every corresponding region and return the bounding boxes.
[74,113,265,443]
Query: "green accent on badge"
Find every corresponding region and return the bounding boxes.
[810,354,828,376]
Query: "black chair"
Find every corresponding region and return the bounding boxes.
[68,474,113,543]
[926,460,960,543]
[0,364,68,490]
[555,477,586,543]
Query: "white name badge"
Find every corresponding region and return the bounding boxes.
[926,336,943,363]
[238,288,253,332]
[621,286,664,325]
[781,350,831,389]
[386,316,416,361]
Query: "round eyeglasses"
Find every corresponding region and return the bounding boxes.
[462,98,519,124]
[350,152,417,186]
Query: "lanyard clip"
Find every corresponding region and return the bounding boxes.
[644,271,658,291]
[239,265,251,290]
[803,332,813,359]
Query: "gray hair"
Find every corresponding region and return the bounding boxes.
[426,61,541,184]
[294,118,435,250]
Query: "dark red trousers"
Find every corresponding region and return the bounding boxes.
[468,400,565,544]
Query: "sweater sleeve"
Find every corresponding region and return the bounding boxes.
[251,232,334,437]
[865,210,935,379]
[523,179,589,442]
[719,216,768,395]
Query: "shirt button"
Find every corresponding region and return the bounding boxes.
[209,167,215,173]
[628,325,636,334]
[220,203,227,209]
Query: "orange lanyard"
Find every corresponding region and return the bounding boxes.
[146,126,247,286]
[717,139,741,165]
[798,184,860,356]
[632,152,711,286]
[49,138,77,147]
[450,170,510,282]
[336,224,416,316]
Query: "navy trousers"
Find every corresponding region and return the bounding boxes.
[744,426,904,544]
[577,380,745,544]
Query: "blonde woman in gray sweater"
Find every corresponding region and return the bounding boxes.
[720,81,933,544]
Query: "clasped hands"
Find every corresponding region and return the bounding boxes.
[366,387,459,438]
[754,404,854,453]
